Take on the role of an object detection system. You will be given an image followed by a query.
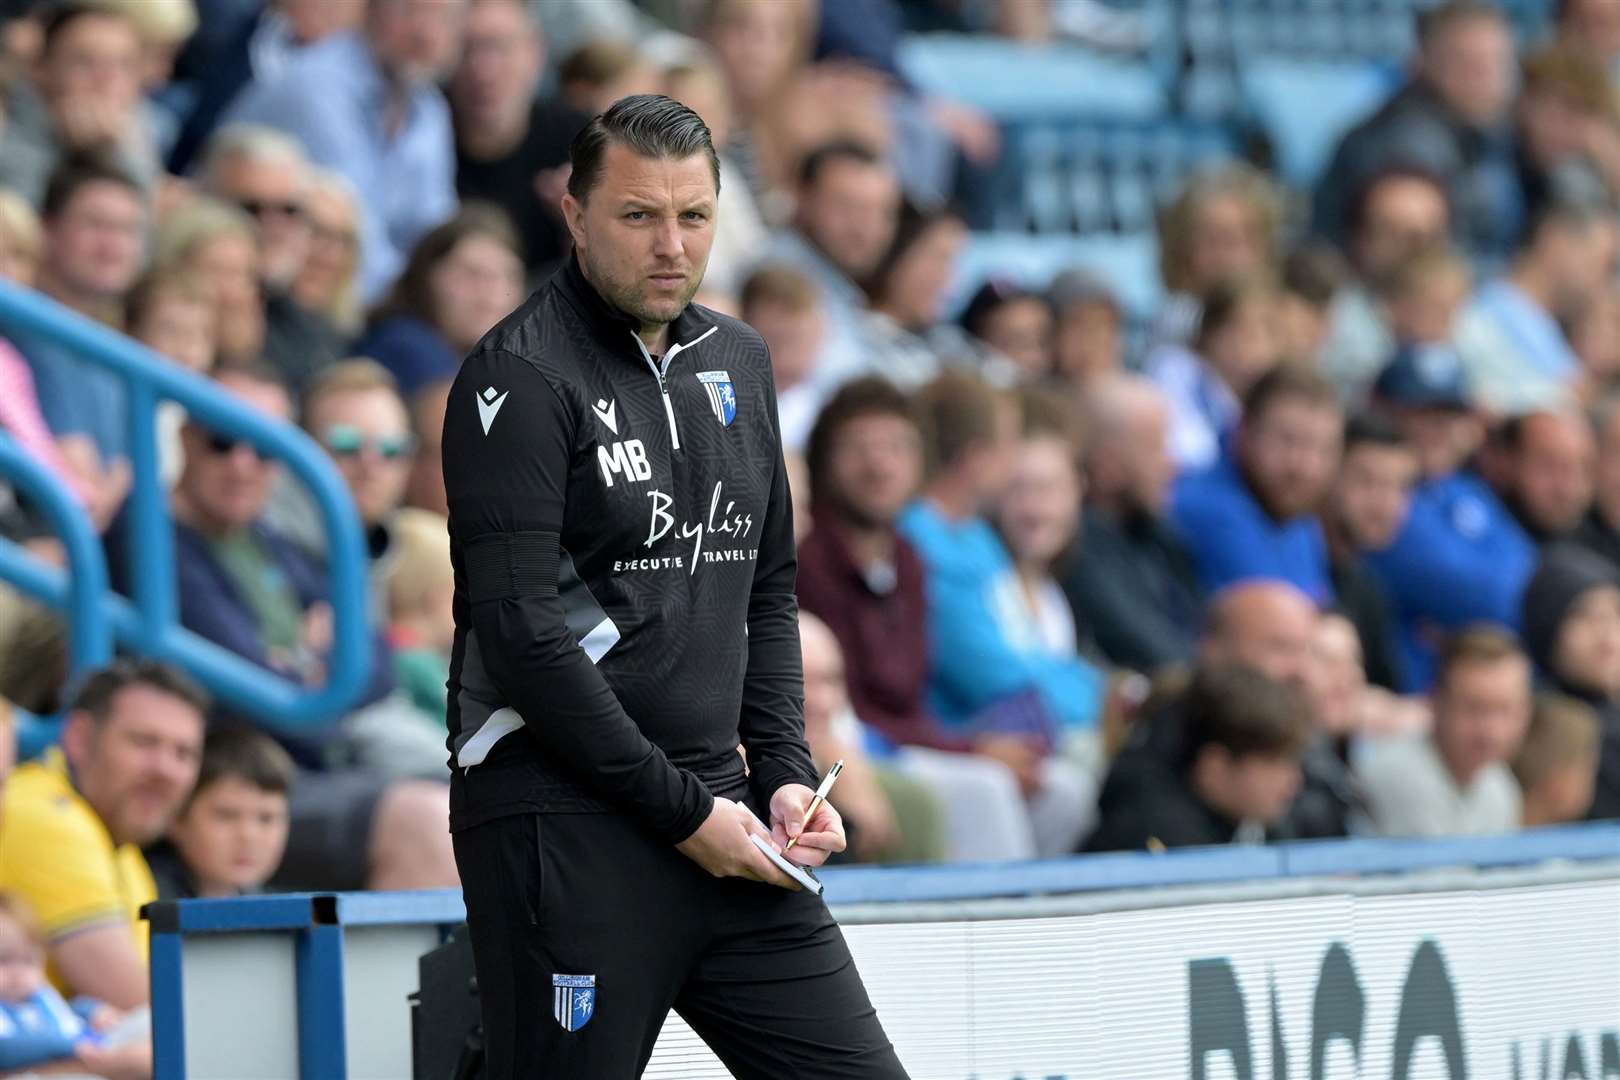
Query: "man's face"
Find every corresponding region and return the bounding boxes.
[1596,409,1620,525]
[211,153,309,289]
[369,0,467,83]
[978,298,1054,380]
[1055,300,1120,382]
[40,13,142,131]
[797,158,901,282]
[1563,0,1620,63]
[1553,585,1620,697]
[46,181,146,301]
[1240,398,1344,521]
[1397,406,1481,480]
[1201,748,1302,825]
[450,0,541,127]
[563,144,717,332]
[1204,586,1319,691]
[1354,178,1450,283]
[799,620,848,744]
[178,375,291,531]
[824,412,923,529]
[170,776,290,895]
[1334,441,1418,551]
[1122,397,1176,515]
[1512,413,1596,536]
[747,300,824,393]
[1434,656,1532,784]
[1423,15,1517,128]
[308,387,415,527]
[68,685,205,848]
[1547,218,1619,314]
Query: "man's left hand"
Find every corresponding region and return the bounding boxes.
[769,783,846,868]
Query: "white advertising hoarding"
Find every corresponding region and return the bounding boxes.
[645,876,1620,1079]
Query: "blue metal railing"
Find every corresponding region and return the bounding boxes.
[0,281,371,731]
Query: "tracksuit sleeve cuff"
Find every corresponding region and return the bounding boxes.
[748,758,821,809]
[661,781,715,846]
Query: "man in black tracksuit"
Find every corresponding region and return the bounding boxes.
[441,95,907,1078]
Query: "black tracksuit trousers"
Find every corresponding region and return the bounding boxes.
[453,804,910,1079]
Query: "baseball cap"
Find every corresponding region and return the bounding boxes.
[1372,344,1472,411]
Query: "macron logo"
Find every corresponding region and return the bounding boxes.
[592,397,619,435]
[477,386,508,435]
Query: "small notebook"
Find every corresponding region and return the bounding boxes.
[750,834,824,896]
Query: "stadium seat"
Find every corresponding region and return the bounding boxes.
[897,34,1166,121]
[1242,58,1399,187]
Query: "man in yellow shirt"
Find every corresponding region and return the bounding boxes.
[0,660,206,1008]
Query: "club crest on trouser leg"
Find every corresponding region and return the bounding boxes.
[696,370,736,427]
[552,974,596,1031]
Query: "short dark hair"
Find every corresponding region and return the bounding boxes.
[1436,625,1527,691]
[740,263,819,318]
[1243,363,1341,424]
[1184,663,1312,761]
[1417,0,1507,47]
[1522,193,1614,252]
[1347,166,1451,242]
[797,139,884,190]
[42,2,134,56]
[69,659,210,723]
[805,376,917,506]
[1281,244,1348,308]
[914,370,1007,477]
[1193,274,1277,353]
[567,94,720,203]
[1343,410,1409,454]
[186,725,296,807]
[41,151,142,221]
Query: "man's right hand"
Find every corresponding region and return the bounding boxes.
[973,734,1045,796]
[675,798,800,890]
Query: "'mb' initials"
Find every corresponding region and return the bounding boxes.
[598,439,652,487]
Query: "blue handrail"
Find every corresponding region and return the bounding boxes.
[0,281,371,731]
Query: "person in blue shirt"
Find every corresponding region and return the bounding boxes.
[22,154,149,470]
[898,372,1101,855]
[1363,345,1536,690]
[225,0,465,304]
[1171,365,1344,604]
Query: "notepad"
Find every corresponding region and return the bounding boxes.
[750,834,824,896]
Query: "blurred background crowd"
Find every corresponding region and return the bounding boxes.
[0,0,1618,1072]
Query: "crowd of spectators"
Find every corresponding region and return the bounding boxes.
[0,0,1616,1073]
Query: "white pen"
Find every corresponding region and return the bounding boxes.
[784,759,844,851]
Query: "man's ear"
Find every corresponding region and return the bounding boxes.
[60,711,93,771]
[561,192,587,252]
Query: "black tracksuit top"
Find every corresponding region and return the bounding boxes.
[441,257,817,840]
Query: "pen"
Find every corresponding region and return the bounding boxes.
[784,759,844,851]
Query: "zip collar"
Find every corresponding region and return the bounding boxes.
[555,253,718,362]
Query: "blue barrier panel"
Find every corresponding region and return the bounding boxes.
[0,281,371,731]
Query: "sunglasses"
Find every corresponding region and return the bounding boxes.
[322,425,415,461]
[205,433,267,460]
[238,198,304,221]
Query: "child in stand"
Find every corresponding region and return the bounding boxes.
[125,268,218,488]
[146,727,293,900]
[384,508,455,728]
[0,891,148,1077]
